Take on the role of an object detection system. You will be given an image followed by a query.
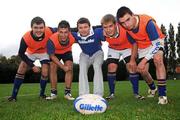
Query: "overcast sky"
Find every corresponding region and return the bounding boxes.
[0,0,179,63]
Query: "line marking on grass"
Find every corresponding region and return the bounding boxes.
[0,94,38,100]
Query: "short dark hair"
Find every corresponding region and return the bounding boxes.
[77,17,91,27]
[116,6,133,20]
[101,14,116,25]
[31,16,45,27]
[58,20,71,31]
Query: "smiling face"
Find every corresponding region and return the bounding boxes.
[31,23,45,37]
[77,23,90,37]
[102,21,117,37]
[118,13,137,30]
[58,28,69,41]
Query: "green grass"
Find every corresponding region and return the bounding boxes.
[0,80,180,120]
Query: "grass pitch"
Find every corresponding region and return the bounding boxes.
[0,80,180,120]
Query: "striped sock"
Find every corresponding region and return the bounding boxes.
[148,81,156,90]
[107,72,116,94]
[129,73,139,95]
[158,79,166,96]
[40,76,48,96]
[65,87,71,95]
[11,73,24,98]
[51,89,57,95]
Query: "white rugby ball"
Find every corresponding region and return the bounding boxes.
[74,94,108,115]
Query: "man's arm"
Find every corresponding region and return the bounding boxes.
[144,20,164,61]
[18,38,34,67]
[48,27,58,33]
[47,40,69,71]
[130,43,138,62]
[127,33,138,61]
[95,28,106,41]
[127,33,138,72]
[71,32,78,43]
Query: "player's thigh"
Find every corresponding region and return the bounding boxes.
[138,46,152,59]
[124,56,137,73]
[41,63,49,77]
[145,62,150,71]
[107,48,121,60]
[62,51,73,67]
[38,53,50,65]
[33,53,49,76]
[106,58,119,72]
[64,60,73,68]
[17,61,28,74]
[25,52,36,62]
[50,62,58,73]
[153,50,164,64]
[120,48,131,61]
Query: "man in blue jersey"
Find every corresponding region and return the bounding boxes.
[72,17,104,96]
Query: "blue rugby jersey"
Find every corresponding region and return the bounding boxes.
[72,28,104,56]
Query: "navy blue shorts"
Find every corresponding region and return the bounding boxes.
[51,51,73,63]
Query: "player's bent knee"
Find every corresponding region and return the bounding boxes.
[108,63,117,72]
[50,62,57,68]
[17,61,28,74]
[41,68,49,78]
[42,70,48,76]
[139,70,149,76]
[41,75,48,80]
[127,66,135,73]
[66,69,73,74]
[154,57,164,67]
[21,61,28,67]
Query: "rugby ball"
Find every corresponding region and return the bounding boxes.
[74,94,107,115]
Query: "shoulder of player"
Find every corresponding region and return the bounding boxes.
[93,27,103,34]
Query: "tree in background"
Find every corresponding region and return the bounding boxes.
[161,24,169,59]
[168,23,177,77]
[8,55,21,69]
[176,23,180,64]
[0,54,8,66]
[1,23,180,82]
[161,24,169,75]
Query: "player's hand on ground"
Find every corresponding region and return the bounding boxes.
[32,66,41,73]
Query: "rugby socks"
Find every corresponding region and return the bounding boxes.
[51,89,57,95]
[40,75,48,96]
[11,73,24,98]
[129,73,139,95]
[65,87,71,95]
[158,79,166,96]
[107,72,116,94]
[147,81,156,90]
